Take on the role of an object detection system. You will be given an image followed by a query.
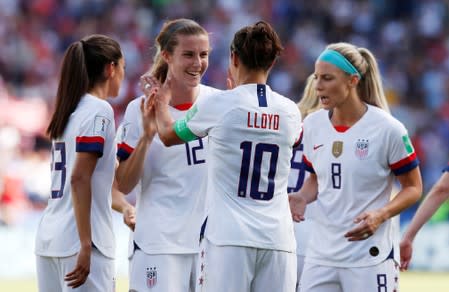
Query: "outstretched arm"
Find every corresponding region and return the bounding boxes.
[141,75,184,146]
[400,170,449,270]
[111,179,136,231]
[65,152,98,288]
[289,173,319,222]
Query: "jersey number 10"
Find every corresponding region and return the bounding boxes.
[238,141,279,201]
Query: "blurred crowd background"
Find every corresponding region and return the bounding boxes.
[0,0,448,273]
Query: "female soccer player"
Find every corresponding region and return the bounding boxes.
[145,20,302,292]
[35,34,125,292]
[289,42,422,292]
[115,18,220,292]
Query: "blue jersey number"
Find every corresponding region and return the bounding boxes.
[185,138,205,165]
[238,141,279,200]
[331,162,341,189]
[377,274,387,292]
[288,144,305,193]
[51,142,66,199]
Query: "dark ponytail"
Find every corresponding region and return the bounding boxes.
[47,34,122,139]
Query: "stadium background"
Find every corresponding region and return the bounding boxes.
[0,0,448,290]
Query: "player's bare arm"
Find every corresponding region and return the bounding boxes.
[111,179,136,231]
[289,173,319,222]
[400,170,449,270]
[346,167,422,242]
[65,152,98,288]
[115,97,157,194]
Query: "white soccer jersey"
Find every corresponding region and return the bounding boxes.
[185,84,302,252]
[117,84,221,254]
[302,104,419,267]
[287,143,317,257]
[35,94,116,259]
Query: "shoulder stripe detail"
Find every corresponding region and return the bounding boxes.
[117,142,134,161]
[76,136,104,144]
[257,84,267,107]
[76,136,104,156]
[390,152,419,175]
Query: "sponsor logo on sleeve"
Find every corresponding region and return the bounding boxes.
[94,116,110,136]
[402,135,414,154]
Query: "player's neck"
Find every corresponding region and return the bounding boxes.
[169,83,199,106]
[236,70,267,86]
[331,98,367,127]
[88,86,108,100]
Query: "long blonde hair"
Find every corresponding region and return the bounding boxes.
[325,42,390,113]
[298,74,320,118]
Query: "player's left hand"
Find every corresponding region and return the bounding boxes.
[344,210,384,241]
[123,205,136,231]
[64,245,91,288]
[399,237,413,271]
[288,194,306,222]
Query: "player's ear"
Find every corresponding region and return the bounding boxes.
[231,51,239,67]
[104,62,115,79]
[348,75,359,88]
[161,50,171,64]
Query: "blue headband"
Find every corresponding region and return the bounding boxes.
[317,49,361,78]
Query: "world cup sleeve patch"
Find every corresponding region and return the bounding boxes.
[402,135,414,154]
[94,116,111,136]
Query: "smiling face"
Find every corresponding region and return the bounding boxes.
[314,60,353,110]
[165,33,210,88]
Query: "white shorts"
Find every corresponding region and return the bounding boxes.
[197,238,296,292]
[129,249,197,292]
[300,259,399,292]
[296,254,306,292]
[36,247,115,292]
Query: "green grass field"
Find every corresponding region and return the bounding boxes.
[1,272,448,291]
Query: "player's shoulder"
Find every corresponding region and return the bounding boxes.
[367,105,406,132]
[199,84,223,97]
[79,94,114,116]
[125,95,145,112]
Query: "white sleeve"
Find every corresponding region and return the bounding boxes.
[116,97,143,161]
[76,102,113,157]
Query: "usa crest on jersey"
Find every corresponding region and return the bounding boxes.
[355,139,369,159]
[146,267,157,288]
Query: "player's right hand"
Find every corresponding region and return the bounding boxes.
[288,194,306,222]
[123,205,136,231]
[399,237,413,271]
[64,245,91,288]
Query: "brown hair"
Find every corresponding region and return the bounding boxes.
[230,21,283,71]
[325,42,390,112]
[151,18,208,83]
[47,34,122,139]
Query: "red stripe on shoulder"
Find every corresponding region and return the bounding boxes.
[76,136,104,144]
[390,152,417,170]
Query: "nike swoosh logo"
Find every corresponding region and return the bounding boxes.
[313,144,324,150]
